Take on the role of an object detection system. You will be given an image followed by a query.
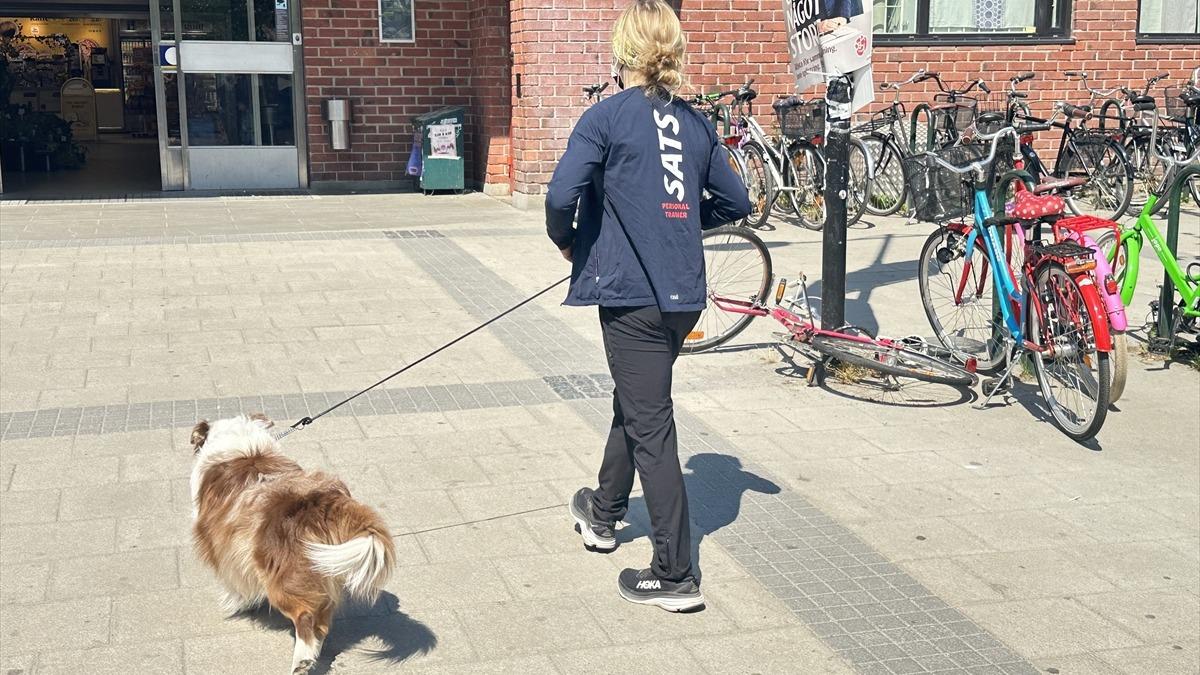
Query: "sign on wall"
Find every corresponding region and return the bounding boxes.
[782,1,875,112]
[379,0,415,42]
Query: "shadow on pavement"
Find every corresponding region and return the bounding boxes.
[242,591,437,674]
[617,452,781,584]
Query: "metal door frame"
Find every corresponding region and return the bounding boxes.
[150,0,307,191]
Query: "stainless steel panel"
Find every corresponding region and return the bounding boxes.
[187,147,300,189]
[179,41,294,74]
[163,147,185,190]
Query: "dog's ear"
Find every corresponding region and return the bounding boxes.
[190,420,210,453]
[248,412,275,429]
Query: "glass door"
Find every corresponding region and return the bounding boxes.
[151,0,304,190]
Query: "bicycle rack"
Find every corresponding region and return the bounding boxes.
[1150,163,1200,354]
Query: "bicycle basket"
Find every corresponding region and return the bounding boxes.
[933,94,978,132]
[901,144,988,222]
[851,105,902,135]
[1164,86,1198,121]
[779,100,826,140]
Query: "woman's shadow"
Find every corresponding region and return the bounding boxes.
[616,452,781,584]
[242,591,437,674]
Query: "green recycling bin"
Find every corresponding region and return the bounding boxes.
[412,106,465,192]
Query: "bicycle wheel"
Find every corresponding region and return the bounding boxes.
[1063,138,1133,221]
[847,136,873,226]
[810,334,975,386]
[1109,330,1128,403]
[1029,263,1111,441]
[683,225,772,354]
[715,144,749,227]
[740,142,773,229]
[918,226,1007,372]
[1125,135,1165,210]
[1094,229,1132,287]
[862,133,907,217]
[788,141,826,230]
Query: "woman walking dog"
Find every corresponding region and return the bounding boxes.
[545,0,751,612]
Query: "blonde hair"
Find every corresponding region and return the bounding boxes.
[611,0,686,96]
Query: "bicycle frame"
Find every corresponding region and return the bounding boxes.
[1115,194,1200,316]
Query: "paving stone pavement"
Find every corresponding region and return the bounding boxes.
[1,193,1197,675]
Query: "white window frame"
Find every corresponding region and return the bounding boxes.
[379,0,416,44]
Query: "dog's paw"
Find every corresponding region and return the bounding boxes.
[292,659,316,675]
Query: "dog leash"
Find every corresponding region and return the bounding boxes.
[273,275,571,441]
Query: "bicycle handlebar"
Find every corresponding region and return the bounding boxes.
[1060,102,1092,119]
[583,81,609,98]
[924,127,1019,177]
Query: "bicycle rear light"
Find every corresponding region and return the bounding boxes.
[1104,275,1119,295]
[965,357,978,373]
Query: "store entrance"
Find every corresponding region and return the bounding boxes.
[1,9,163,199]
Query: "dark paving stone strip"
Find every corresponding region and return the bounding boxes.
[0,377,563,442]
[397,231,1039,675]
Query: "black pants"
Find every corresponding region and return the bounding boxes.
[592,305,700,582]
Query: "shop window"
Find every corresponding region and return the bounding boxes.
[873,0,1070,43]
[179,0,290,42]
[1138,0,1199,42]
[379,0,415,42]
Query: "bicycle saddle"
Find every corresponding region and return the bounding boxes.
[1012,191,1066,220]
[772,96,803,111]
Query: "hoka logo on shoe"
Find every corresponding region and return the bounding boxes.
[636,579,662,590]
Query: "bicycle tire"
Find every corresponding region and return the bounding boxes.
[740,142,773,229]
[1109,330,1128,403]
[810,334,975,386]
[1094,227,1131,288]
[862,133,907,217]
[716,143,749,227]
[847,135,873,226]
[918,226,1007,373]
[788,141,826,230]
[683,225,772,354]
[1029,262,1111,441]
[1063,138,1133,221]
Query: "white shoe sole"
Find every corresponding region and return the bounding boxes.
[617,583,705,612]
[569,500,616,551]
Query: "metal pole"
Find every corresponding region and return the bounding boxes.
[1157,166,1192,344]
[821,76,852,331]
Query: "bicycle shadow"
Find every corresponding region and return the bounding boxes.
[616,452,781,585]
[239,592,437,674]
[979,377,1103,451]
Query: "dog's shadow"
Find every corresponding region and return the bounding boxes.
[617,452,781,585]
[242,591,436,674]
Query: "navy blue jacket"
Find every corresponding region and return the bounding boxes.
[545,88,752,312]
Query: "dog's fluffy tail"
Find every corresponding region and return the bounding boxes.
[305,530,394,601]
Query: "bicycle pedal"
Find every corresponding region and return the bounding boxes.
[981,377,1012,397]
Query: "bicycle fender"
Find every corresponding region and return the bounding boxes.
[1074,275,1114,352]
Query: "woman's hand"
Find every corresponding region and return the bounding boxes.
[560,246,573,262]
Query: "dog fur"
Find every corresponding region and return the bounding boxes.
[189,414,395,674]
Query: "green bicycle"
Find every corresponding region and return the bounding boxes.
[1096,107,1200,346]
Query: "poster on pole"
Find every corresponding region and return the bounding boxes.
[783,1,875,113]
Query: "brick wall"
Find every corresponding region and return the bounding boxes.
[301,0,510,190]
[509,0,1195,198]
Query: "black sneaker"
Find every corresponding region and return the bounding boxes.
[617,567,705,612]
[569,487,616,551]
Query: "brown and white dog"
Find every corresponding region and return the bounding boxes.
[189,414,395,674]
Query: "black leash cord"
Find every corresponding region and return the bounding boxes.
[275,275,570,440]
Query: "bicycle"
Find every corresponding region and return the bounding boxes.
[1095,106,1200,353]
[690,88,754,227]
[990,99,1132,402]
[683,225,976,398]
[910,125,1114,441]
[1007,75,1135,221]
[908,71,990,151]
[1120,71,1200,213]
[855,68,929,217]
